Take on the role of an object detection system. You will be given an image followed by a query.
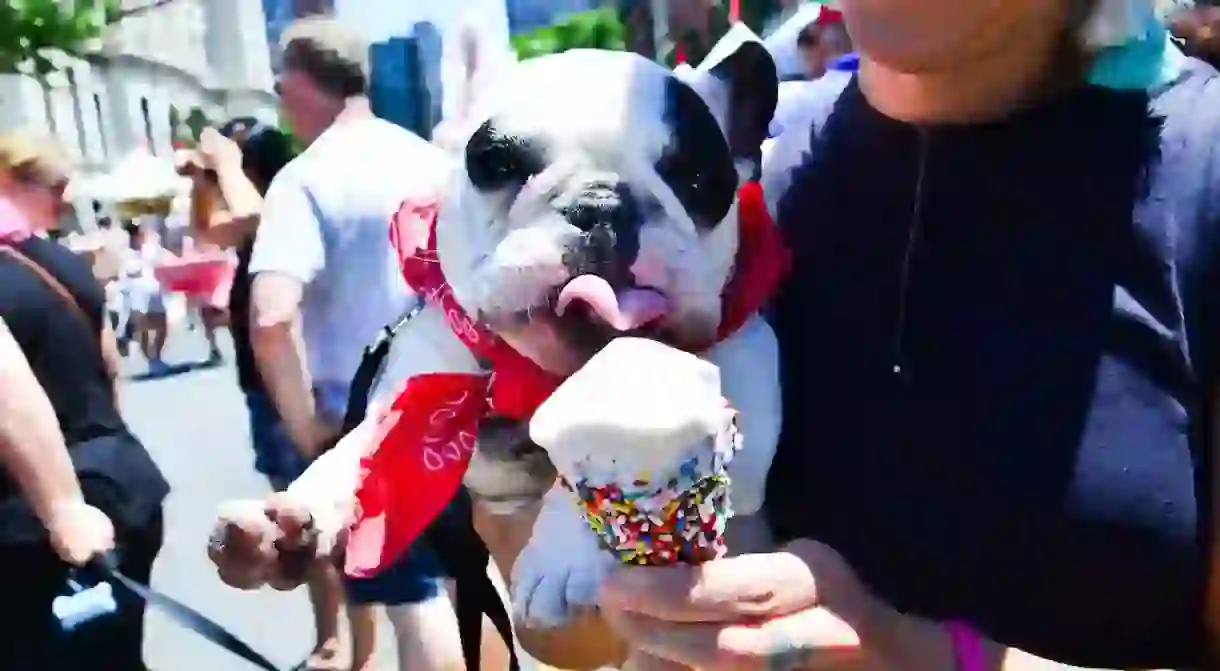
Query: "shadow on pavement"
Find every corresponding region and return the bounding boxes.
[126,358,223,382]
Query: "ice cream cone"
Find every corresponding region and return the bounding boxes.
[529,337,743,566]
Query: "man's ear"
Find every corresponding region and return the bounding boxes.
[677,23,779,162]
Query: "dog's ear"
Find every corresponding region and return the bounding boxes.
[677,23,779,163]
[434,17,516,154]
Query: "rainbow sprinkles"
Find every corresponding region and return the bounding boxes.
[561,417,743,566]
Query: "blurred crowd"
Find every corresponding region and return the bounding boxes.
[1,11,514,671]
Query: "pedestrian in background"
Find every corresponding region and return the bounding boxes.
[1171,1,1220,67]
[179,227,234,365]
[185,112,356,668]
[65,213,135,355]
[95,216,135,354]
[0,130,169,669]
[182,118,309,528]
[123,221,174,373]
[793,7,852,80]
[244,15,470,671]
[184,118,354,668]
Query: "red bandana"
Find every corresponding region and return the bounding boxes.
[343,180,788,577]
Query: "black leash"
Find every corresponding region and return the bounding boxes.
[85,555,282,671]
[339,298,521,671]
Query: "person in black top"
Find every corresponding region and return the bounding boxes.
[0,132,169,668]
[182,119,300,488]
[183,120,368,667]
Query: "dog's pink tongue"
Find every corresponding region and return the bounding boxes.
[556,275,669,331]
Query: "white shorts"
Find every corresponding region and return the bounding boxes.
[127,288,166,315]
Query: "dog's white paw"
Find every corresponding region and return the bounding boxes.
[510,487,616,628]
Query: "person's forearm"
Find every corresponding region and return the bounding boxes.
[214,159,263,219]
[289,416,367,507]
[202,161,263,248]
[189,179,216,236]
[252,321,317,456]
[100,322,122,406]
[284,413,376,552]
[0,323,85,525]
[202,215,257,249]
[190,178,247,248]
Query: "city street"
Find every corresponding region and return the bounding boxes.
[118,328,399,669]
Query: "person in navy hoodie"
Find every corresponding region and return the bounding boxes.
[591,2,1220,670]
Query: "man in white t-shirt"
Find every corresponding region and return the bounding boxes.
[246,16,463,671]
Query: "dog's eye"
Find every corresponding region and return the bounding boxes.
[657,152,737,229]
[466,121,546,193]
[657,80,739,229]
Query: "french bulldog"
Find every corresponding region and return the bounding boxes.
[208,26,782,631]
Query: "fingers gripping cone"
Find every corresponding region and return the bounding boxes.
[530,338,743,567]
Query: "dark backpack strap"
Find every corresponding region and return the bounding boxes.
[339,297,520,671]
[424,488,521,671]
[339,297,426,434]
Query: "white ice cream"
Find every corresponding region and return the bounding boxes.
[529,337,735,486]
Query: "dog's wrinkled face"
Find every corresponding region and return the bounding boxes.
[438,37,777,375]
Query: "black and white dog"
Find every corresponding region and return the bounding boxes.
[212,26,782,630]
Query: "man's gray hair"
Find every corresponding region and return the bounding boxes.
[280,15,370,98]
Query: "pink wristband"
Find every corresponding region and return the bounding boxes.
[946,621,987,671]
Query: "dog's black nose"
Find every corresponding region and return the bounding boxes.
[561,181,642,277]
[563,181,640,234]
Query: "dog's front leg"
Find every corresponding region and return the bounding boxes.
[708,314,781,554]
[707,314,781,518]
[511,484,618,628]
[289,305,487,557]
[283,412,381,557]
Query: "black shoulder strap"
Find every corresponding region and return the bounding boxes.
[0,244,98,339]
[340,297,426,434]
[425,487,521,671]
[339,298,520,671]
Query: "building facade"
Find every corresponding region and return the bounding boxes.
[332,0,511,137]
[0,0,278,231]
